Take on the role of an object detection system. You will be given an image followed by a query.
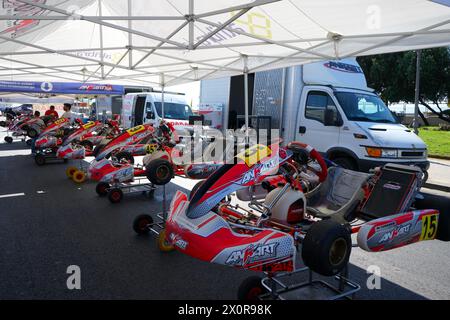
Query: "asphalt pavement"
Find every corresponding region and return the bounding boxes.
[0,128,449,300]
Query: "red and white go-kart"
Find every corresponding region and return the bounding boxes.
[134,141,447,300]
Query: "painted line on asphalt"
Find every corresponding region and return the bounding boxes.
[0,193,25,199]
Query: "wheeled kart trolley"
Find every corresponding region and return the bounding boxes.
[35,148,68,166]
[132,184,174,252]
[96,176,156,204]
[239,266,360,300]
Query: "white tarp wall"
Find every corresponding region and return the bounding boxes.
[0,0,449,87]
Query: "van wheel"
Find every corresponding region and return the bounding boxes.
[332,157,357,171]
[302,219,352,277]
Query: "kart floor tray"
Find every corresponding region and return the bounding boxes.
[277,280,353,300]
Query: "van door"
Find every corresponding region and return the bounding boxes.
[121,94,135,128]
[133,95,147,126]
[295,87,341,153]
[144,100,157,127]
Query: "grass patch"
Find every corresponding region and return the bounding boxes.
[418,127,450,158]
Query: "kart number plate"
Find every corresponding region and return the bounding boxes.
[54,118,68,125]
[237,144,271,167]
[145,144,158,154]
[82,121,96,130]
[127,125,145,136]
[420,214,438,241]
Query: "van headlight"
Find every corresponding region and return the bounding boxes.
[365,147,398,158]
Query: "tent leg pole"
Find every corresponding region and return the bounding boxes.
[413,50,421,135]
[243,55,249,146]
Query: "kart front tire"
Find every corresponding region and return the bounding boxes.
[4,136,13,144]
[133,214,153,235]
[35,154,46,166]
[108,188,123,204]
[96,182,110,197]
[66,166,78,179]
[302,219,351,277]
[237,276,267,301]
[157,229,175,252]
[72,170,86,184]
[27,129,38,139]
[146,159,174,186]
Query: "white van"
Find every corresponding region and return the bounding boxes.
[122,92,194,131]
[200,58,430,175]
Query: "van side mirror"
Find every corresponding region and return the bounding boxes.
[146,111,154,119]
[324,108,343,127]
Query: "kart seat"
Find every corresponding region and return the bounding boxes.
[305,167,369,222]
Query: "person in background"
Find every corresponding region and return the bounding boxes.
[31,111,45,154]
[61,103,74,123]
[45,105,59,119]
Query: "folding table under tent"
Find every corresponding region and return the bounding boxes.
[0,0,449,129]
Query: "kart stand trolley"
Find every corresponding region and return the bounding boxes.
[258,266,360,300]
[133,185,175,252]
[105,176,157,204]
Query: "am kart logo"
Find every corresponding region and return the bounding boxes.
[78,84,114,92]
[226,243,278,266]
[324,61,363,74]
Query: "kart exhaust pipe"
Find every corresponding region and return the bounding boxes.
[357,209,439,252]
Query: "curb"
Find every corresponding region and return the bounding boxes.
[424,182,450,193]
[429,155,450,161]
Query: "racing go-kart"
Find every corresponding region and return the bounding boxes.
[134,141,445,300]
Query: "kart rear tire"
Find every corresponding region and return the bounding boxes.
[146,159,174,186]
[302,219,351,277]
[27,129,38,139]
[0,121,6,127]
[189,180,204,200]
[96,182,110,197]
[35,154,46,166]
[72,170,86,184]
[237,276,267,301]
[157,229,175,252]
[108,188,123,204]
[133,214,153,235]
[115,151,134,164]
[66,166,78,179]
[4,136,13,144]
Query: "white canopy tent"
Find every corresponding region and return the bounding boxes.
[0,0,449,128]
[0,0,448,86]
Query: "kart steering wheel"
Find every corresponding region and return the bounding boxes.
[287,142,328,182]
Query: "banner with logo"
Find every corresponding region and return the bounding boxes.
[0,81,124,95]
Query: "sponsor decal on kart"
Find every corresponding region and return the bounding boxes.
[169,233,189,250]
[225,243,279,267]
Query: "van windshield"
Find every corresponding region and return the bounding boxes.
[154,102,193,120]
[335,92,398,124]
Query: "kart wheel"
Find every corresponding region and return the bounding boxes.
[27,129,38,139]
[237,276,267,301]
[157,229,175,252]
[96,182,110,197]
[146,159,174,185]
[133,214,153,235]
[108,188,123,204]
[189,181,204,200]
[302,219,351,277]
[72,170,86,184]
[4,136,13,144]
[35,154,46,166]
[66,166,78,179]
[0,121,6,127]
[115,151,134,164]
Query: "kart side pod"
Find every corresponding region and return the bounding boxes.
[357,209,439,252]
